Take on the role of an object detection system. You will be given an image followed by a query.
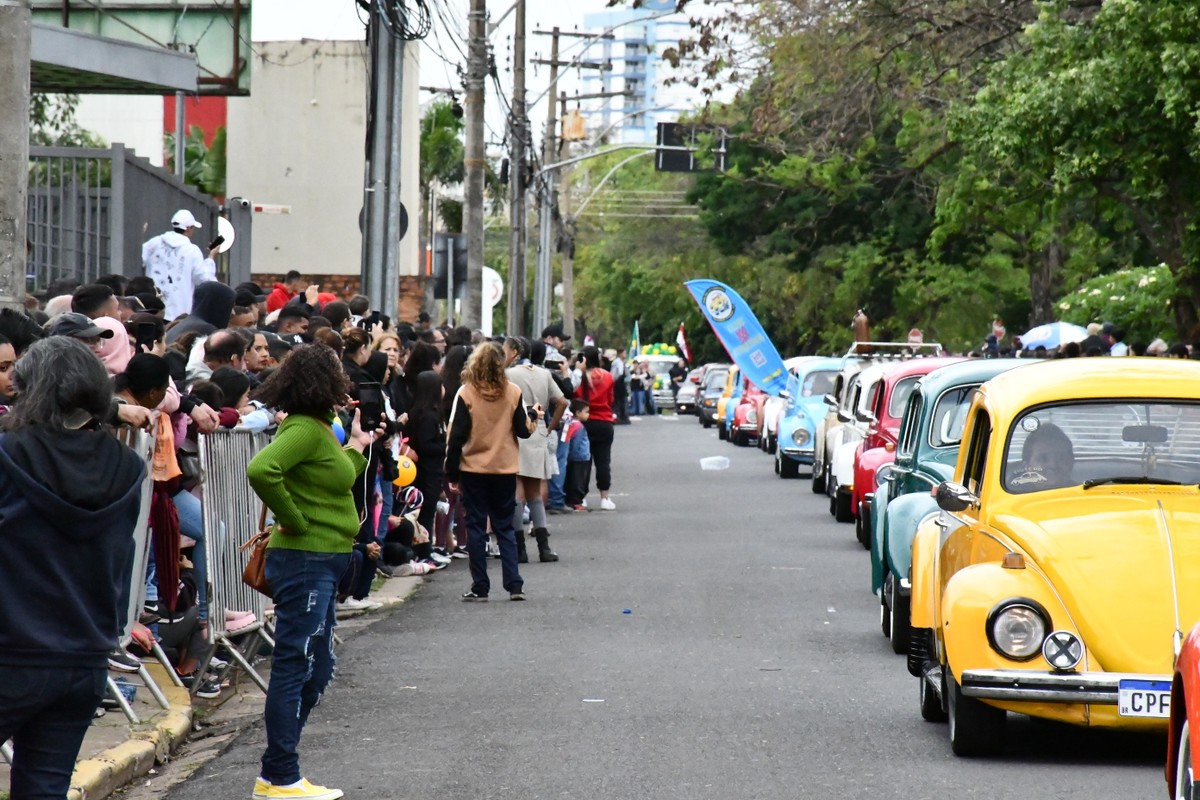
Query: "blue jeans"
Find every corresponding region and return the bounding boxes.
[260,548,350,786]
[0,664,106,800]
[173,489,208,621]
[461,472,522,596]
[548,436,569,508]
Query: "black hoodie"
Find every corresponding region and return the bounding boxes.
[0,427,146,668]
[165,281,236,345]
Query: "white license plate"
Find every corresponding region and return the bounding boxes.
[1117,679,1171,718]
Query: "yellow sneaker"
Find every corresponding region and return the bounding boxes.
[252,777,344,800]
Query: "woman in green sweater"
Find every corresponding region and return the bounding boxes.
[246,343,378,800]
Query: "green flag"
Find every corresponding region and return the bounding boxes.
[629,320,641,357]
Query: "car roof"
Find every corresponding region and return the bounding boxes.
[794,357,842,375]
[978,358,1200,418]
[878,356,966,382]
[917,358,1029,397]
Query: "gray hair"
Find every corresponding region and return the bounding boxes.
[5,337,112,431]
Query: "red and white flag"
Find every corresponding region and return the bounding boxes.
[676,322,692,363]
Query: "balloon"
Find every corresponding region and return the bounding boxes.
[392,456,417,487]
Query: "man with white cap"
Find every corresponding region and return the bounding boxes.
[141,209,219,321]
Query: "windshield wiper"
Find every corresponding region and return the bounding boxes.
[1082,476,1184,490]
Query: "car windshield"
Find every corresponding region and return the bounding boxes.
[929,385,978,448]
[803,370,836,398]
[704,370,728,391]
[1004,401,1200,494]
[887,376,921,418]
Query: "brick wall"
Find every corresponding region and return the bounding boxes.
[252,273,428,324]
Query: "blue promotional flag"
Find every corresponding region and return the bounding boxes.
[684,279,789,396]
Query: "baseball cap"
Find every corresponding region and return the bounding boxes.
[541,323,570,341]
[170,209,202,230]
[47,312,115,340]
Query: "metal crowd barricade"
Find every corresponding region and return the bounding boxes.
[111,423,179,723]
[200,429,274,693]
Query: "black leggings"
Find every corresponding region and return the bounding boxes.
[583,419,615,492]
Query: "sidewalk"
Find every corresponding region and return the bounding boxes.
[0,574,424,800]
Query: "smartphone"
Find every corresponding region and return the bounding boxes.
[526,404,538,421]
[134,321,158,352]
[357,382,384,431]
[207,235,225,251]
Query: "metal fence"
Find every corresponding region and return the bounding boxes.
[26,143,219,292]
[200,429,274,693]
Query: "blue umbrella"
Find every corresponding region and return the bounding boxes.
[1019,322,1088,350]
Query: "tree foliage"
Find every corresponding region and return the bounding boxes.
[577,0,1200,356]
[165,125,227,197]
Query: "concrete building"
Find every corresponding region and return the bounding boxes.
[580,0,693,143]
[226,39,422,298]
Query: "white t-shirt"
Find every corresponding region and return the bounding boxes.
[142,230,216,320]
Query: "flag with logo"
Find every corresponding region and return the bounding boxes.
[684,279,789,396]
[676,322,692,363]
[629,320,641,357]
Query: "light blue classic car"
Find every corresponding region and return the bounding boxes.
[869,358,1027,654]
[774,357,842,479]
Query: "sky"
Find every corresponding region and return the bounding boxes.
[252,0,711,154]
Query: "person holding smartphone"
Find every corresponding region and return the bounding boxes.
[445,342,537,601]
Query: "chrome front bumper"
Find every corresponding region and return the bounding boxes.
[961,669,1172,704]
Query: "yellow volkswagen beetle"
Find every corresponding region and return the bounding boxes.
[714,364,740,440]
[907,358,1200,756]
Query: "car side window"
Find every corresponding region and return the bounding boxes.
[961,410,992,497]
[897,393,922,460]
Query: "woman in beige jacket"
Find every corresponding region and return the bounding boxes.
[445,342,538,601]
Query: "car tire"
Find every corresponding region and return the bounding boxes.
[920,667,948,723]
[718,423,727,440]
[733,431,748,447]
[778,454,799,480]
[856,505,871,549]
[948,673,1005,756]
[702,415,712,428]
[768,434,777,455]
[811,463,826,494]
[889,577,910,655]
[1174,720,1194,800]
[834,487,854,523]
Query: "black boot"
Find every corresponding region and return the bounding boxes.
[534,528,558,562]
[516,530,529,564]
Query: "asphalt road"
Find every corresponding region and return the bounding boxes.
[168,415,1165,800]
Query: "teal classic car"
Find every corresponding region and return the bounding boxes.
[870,359,1027,654]
[774,357,841,479]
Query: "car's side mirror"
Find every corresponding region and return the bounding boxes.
[876,464,897,484]
[778,389,793,401]
[935,481,978,513]
[823,393,838,407]
[856,409,878,426]
[836,409,852,424]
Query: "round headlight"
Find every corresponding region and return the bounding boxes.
[792,428,811,446]
[988,603,1047,661]
[747,408,758,423]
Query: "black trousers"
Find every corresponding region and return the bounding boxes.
[583,419,615,492]
[565,460,592,506]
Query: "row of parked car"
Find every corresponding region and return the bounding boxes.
[678,347,1200,793]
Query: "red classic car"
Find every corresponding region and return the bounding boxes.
[730,376,767,447]
[851,357,963,547]
[1168,621,1200,799]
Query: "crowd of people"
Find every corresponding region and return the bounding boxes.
[0,209,626,800]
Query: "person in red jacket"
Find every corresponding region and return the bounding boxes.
[575,345,617,511]
[266,270,304,313]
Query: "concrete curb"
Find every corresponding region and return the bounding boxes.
[68,665,193,800]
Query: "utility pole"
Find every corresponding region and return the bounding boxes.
[558,92,576,340]
[506,0,527,336]
[533,27,561,337]
[0,1,31,311]
[361,5,391,314]
[461,0,487,330]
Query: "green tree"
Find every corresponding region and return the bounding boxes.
[949,0,1200,337]
[164,124,226,197]
[420,99,465,233]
